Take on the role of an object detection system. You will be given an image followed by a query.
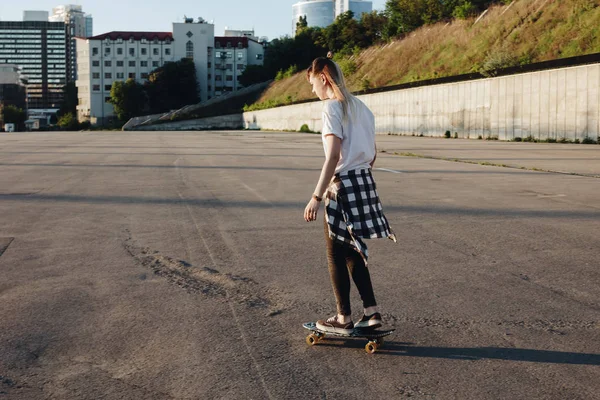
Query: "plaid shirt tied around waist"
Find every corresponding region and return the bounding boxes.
[325,168,396,264]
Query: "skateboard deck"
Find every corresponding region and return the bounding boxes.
[303,322,395,353]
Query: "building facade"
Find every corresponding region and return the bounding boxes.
[76,20,219,125]
[0,21,68,113]
[213,36,264,96]
[75,31,176,125]
[50,5,93,81]
[292,0,372,35]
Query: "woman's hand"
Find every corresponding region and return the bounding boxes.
[304,198,321,222]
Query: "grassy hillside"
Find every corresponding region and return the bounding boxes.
[247,0,600,110]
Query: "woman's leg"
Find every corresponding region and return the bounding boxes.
[324,219,352,317]
[346,247,377,310]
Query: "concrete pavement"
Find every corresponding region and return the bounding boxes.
[0,131,598,399]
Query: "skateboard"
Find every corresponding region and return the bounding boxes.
[303,322,395,354]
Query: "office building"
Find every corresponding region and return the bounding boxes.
[292,0,335,35]
[0,20,68,113]
[49,5,93,81]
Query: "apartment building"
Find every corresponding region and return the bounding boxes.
[76,20,215,125]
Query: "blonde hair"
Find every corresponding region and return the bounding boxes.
[307,56,357,120]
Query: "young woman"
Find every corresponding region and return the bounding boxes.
[304,56,396,334]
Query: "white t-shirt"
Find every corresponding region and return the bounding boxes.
[321,98,376,175]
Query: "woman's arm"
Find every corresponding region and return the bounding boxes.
[304,134,341,222]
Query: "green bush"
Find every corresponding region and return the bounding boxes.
[444,130,451,138]
[453,132,458,139]
[582,136,597,144]
[299,124,312,133]
[513,137,522,142]
[452,2,477,19]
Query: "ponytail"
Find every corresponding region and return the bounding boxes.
[306,55,356,120]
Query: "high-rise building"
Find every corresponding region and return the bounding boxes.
[292,0,372,35]
[335,0,372,18]
[292,0,335,35]
[0,20,68,113]
[49,5,93,81]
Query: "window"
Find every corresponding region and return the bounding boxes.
[208,74,212,79]
[215,75,222,81]
[117,72,124,79]
[226,75,233,81]
[129,48,134,56]
[105,84,112,91]
[152,61,159,67]
[237,64,245,70]
[140,61,148,67]
[92,84,100,91]
[165,48,171,55]
[256,54,263,60]
[226,42,232,48]
[104,60,111,67]
[186,41,194,59]
[117,61,124,67]
[92,60,100,67]
[105,47,111,55]
[207,62,212,68]
[105,72,112,79]
[92,72,100,79]
[237,42,243,49]
[141,48,147,55]
[141,72,148,79]
[153,48,159,55]
[226,63,232,70]
[237,52,243,60]
[92,47,98,56]
[128,73,135,79]
[129,61,135,67]
[117,47,123,55]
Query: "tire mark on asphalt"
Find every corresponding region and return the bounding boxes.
[173,157,275,400]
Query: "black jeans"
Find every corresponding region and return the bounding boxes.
[324,219,377,316]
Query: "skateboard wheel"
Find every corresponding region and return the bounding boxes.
[365,342,378,354]
[306,334,320,346]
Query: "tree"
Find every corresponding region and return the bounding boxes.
[146,58,199,113]
[296,15,308,36]
[57,112,79,130]
[57,82,77,118]
[238,65,273,86]
[108,79,147,121]
[2,105,26,131]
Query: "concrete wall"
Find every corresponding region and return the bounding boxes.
[243,62,600,141]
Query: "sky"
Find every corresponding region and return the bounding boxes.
[0,0,387,41]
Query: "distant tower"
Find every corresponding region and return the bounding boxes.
[292,0,335,36]
[49,5,93,81]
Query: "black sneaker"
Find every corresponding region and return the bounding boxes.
[354,312,382,329]
[316,316,354,334]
